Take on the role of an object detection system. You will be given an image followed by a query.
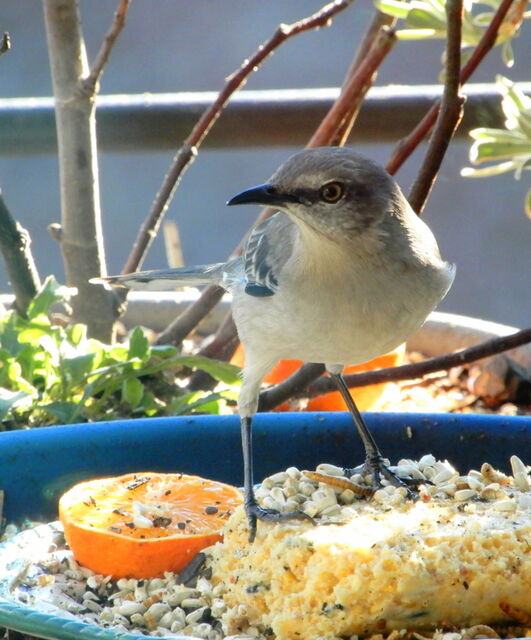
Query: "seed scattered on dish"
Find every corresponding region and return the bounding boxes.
[3,454,530,640]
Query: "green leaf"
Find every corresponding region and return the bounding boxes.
[150,344,179,359]
[470,140,531,164]
[468,128,527,143]
[170,390,224,416]
[515,111,531,138]
[121,377,144,409]
[133,390,163,417]
[423,0,447,21]
[406,7,447,30]
[501,40,514,68]
[396,27,440,39]
[128,327,149,361]
[479,0,503,8]
[525,188,531,219]
[473,11,496,27]
[62,353,97,385]
[68,323,87,346]
[6,361,37,393]
[26,276,64,320]
[0,388,34,420]
[41,401,82,424]
[0,313,22,354]
[173,355,241,385]
[498,76,531,116]
[374,0,411,19]
[106,344,130,363]
[461,161,516,177]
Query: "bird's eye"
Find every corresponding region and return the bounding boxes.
[319,182,344,203]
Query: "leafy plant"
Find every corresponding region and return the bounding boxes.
[375,0,530,66]
[0,277,240,429]
[461,75,531,217]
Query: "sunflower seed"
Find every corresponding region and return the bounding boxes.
[492,499,516,512]
[432,468,456,485]
[465,476,484,491]
[181,596,207,609]
[185,605,210,624]
[286,466,301,479]
[316,463,344,476]
[454,489,478,502]
[514,471,530,492]
[117,600,146,616]
[510,455,527,477]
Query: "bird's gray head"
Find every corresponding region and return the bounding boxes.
[227,147,407,239]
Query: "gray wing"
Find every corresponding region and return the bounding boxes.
[243,213,296,297]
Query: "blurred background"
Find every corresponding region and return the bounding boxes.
[1,0,530,327]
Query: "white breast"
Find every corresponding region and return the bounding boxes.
[231,219,454,369]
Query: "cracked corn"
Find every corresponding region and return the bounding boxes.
[207,460,530,640]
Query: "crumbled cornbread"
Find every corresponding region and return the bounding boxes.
[208,461,530,640]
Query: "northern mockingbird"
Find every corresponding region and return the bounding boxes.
[97,147,455,541]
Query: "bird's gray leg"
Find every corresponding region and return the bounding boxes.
[240,414,314,542]
[329,371,416,495]
[239,360,314,542]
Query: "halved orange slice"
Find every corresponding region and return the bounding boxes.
[59,472,243,579]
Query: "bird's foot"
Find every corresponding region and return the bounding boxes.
[245,500,315,543]
[344,455,419,499]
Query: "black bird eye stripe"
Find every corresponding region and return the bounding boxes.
[289,188,318,205]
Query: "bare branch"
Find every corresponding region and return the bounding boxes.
[0,32,11,56]
[333,10,396,146]
[80,0,132,97]
[0,190,41,315]
[385,0,516,176]
[258,363,325,412]
[308,327,531,398]
[154,284,225,346]
[257,328,531,412]
[122,0,356,275]
[408,0,464,215]
[308,26,396,147]
[43,0,117,341]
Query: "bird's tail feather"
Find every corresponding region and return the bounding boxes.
[91,263,226,291]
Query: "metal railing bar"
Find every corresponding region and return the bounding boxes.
[1,83,528,156]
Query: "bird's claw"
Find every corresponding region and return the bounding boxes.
[345,455,419,499]
[245,502,315,543]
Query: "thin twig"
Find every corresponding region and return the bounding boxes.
[122,0,356,276]
[188,315,240,391]
[258,328,531,410]
[0,32,11,56]
[154,283,225,346]
[333,10,396,146]
[307,26,396,147]
[80,0,132,97]
[385,0,516,176]
[408,0,464,214]
[258,363,325,412]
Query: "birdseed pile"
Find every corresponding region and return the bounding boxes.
[3,454,530,640]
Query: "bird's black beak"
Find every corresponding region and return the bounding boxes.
[227,183,296,208]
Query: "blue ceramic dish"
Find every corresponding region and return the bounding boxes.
[0,412,529,639]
